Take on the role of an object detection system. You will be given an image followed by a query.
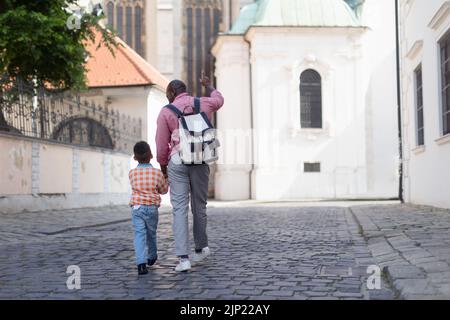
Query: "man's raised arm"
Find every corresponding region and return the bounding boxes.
[200,73,224,112]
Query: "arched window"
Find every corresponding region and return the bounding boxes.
[135,6,142,55]
[300,69,322,128]
[106,1,114,29]
[52,117,113,149]
[126,6,133,47]
[116,4,123,38]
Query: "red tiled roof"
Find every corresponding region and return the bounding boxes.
[85,30,169,89]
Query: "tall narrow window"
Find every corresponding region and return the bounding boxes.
[126,6,133,48]
[440,31,450,135]
[116,4,123,39]
[135,6,142,56]
[184,2,222,96]
[300,69,322,128]
[213,8,220,36]
[204,8,211,84]
[186,7,194,93]
[106,1,114,29]
[213,7,220,90]
[195,7,203,96]
[415,65,424,146]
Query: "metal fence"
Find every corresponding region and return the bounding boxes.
[0,79,141,154]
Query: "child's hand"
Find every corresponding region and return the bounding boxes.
[158,170,169,195]
[161,165,168,178]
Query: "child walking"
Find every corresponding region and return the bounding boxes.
[129,141,168,275]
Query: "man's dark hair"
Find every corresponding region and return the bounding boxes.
[168,80,187,96]
[133,141,151,162]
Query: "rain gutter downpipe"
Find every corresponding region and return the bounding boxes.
[395,0,404,203]
[244,32,255,200]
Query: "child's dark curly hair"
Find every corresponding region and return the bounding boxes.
[133,141,152,163]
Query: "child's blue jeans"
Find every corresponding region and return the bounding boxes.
[131,205,159,265]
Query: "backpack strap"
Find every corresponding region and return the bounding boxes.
[165,104,183,118]
[193,97,200,114]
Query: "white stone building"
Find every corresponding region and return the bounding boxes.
[212,0,400,201]
[399,0,450,209]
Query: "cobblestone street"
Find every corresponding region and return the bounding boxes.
[1,202,450,300]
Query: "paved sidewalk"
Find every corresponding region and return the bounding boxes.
[351,204,450,299]
[0,205,133,243]
[1,202,450,299]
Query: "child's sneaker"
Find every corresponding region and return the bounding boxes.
[192,247,211,263]
[148,256,158,266]
[138,263,148,275]
[174,258,191,272]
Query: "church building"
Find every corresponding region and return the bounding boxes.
[212,0,400,201]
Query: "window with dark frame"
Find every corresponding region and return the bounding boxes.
[300,69,322,128]
[106,2,114,29]
[440,30,450,135]
[184,2,222,96]
[135,6,142,56]
[415,65,424,146]
[125,6,133,48]
[204,7,211,86]
[195,7,203,97]
[186,7,194,93]
[104,2,145,57]
[304,162,321,173]
[116,5,123,39]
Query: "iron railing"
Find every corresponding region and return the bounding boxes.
[0,79,141,154]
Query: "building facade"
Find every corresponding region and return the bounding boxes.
[102,0,158,66]
[399,0,450,209]
[101,0,253,81]
[160,0,253,83]
[0,30,168,213]
[212,0,400,201]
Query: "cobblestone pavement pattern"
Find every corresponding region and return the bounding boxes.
[1,202,449,299]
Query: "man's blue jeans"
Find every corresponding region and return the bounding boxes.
[131,205,159,265]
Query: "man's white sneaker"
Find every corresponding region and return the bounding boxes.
[192,247,211,263]
[174,258,191,272]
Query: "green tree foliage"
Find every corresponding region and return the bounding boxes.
[0,0,117,90]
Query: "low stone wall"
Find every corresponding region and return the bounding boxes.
[0,133,132,213]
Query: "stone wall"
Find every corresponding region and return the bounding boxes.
[0,133,131,213]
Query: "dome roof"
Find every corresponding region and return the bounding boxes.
[229,0,361,34]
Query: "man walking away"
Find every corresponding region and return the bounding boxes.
[156,75,224,272]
